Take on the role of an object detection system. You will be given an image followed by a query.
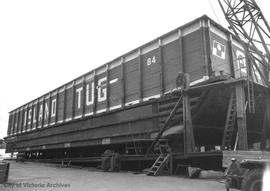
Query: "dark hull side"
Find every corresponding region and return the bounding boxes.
[5,80,266,156]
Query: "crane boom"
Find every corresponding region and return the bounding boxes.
[218,0,270,87]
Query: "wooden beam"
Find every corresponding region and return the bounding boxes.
[183,74,195,155]
[184,78,245,94]
[138,49,143,101]
[41,98,45,128]
[235,82,248,150]
[21,107,26,132]
[169,154,173,175]
[34,105,39,129]
[14,111,19,135]
[158,39,164,95]
[29,104,34,131]
[93,71,97,114]
[228,34,235,78]
[81,77,86,116]
[17,110,22,134]
[71,82,75,119]
[121,58,126,106]
[178,29,185,72]
[202,19,212,77]
[7,114,12,136]
[47,93,52,126]
[62,87,67,121]
[106,64,110,111]
[25,105,29,132]
[55,90,59,123]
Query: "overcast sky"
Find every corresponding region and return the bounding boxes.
[0,0,270,139]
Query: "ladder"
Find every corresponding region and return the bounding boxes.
[147,153,170,176]
[145,94,183,156]
[222,92,237,150]
[247,79,255,113]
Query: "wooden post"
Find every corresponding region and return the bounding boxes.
[169,154,173,175]
[235,82,248,150]
[183,74,195,155]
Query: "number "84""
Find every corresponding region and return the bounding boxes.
[146,56,157,66]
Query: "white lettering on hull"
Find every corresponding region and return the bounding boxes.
[97,77,107,102]
[15,76,111,132]
[51,99,57,117]
[28,108,32,125]
[44,102,49,120]
[38,104,43,128]
[86,82,94,106]
[32,107,36,124]
[24,110,27,127]
[76,87,83,109]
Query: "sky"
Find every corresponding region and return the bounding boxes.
[0,0,270,140]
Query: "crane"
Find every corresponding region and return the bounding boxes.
[218,1,270,191]
[217,0,270,147]
[218,0,270,88]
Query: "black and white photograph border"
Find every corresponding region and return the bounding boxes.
[1,0,270,191]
